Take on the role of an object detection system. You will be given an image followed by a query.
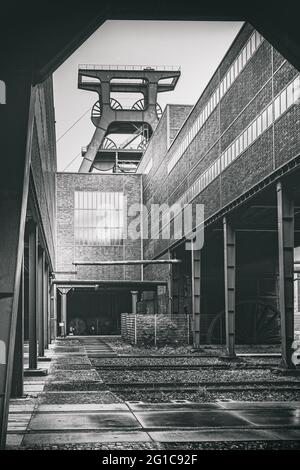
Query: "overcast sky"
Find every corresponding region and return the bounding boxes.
[53,20,244,172]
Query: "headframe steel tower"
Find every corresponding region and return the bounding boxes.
[77,65,181,173]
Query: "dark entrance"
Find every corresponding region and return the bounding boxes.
[67,288,131,335]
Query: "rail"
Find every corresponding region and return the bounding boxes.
[78,64,180,72]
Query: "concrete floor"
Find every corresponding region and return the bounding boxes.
[6,337,300,449]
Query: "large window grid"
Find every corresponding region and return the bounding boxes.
[74,191,124,246]
[167,30,264,174]
[151,75,300,240]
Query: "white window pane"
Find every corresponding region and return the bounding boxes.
[287,82,294,107]
[267,104,273,126]
[274,96,280,120]
[280,89,287,114]
[261,110,267,131]
[257,115,262,135]
[252,120,257,140]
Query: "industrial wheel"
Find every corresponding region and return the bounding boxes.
[101,137,117,149]
[68,318,87,335]
[132,99,162,119]
[91,98,123,127]
[207,300,281,344]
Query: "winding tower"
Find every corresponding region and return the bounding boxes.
[78,65,181,173]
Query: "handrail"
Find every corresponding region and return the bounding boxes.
[78,64,180,72]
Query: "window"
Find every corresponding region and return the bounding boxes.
[287,82,294,107]
[280,89,287,114]
[0,80,6,104]
[261,109,268,131]
[257,115,262,135]
[252,120,257,140]
[267,104,273,126]
[74,191,124,246]
[274,96,280,120]
[247,125,252,145]
[243,130,248,148]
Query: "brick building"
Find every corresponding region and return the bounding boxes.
[55,23,300,353]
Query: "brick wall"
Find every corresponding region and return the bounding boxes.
[56,172,142,281]
[139,23,300,266]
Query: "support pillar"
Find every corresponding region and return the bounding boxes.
[191,246,201,349]
[131,291,138,314]
[28,223,38,369]
[277,181,295,369]
[43,263,49,349]
[0,73,35,449]
[38,250,45,357]
[11,257,24,398]
[50,283,57,341]
[223,217,236,358]
[57,288,71,337]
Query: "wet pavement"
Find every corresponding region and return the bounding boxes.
[6,337,300,449]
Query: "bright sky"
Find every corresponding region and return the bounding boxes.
[54,20,244,172]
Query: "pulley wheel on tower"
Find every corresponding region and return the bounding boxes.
[132,99,163,120]
[91,98,123,127]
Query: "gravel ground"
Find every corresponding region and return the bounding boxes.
[51,356,91,365]
[98,368,299,384]
[44,381,105,391]
[91,357,280,368]
[38,391,122,404]
[49,369,100,382]
[14,441,300,450]
[117,389,300,403]
[105,338,281,356]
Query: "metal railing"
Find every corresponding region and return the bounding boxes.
[78,64,180,72]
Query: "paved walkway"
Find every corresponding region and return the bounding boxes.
[6,337,300,449]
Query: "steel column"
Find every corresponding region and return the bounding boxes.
[131,291,138,314]
[277,181,295,369]
[38,250,45,357]
[50,283,57,341]
[57,288,71,337]
[191,246,201,349]
[223,217,236,358]
[28,223,38,369]
[0,74,35,448]
[43,263,49,349]
[11,258,24,398]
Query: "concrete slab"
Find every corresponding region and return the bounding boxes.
[28,412,141,431]
[134,410,251,429]
[269,428,300,440]
[6,434,24,447]
[127,402,220,411]
[149,429,278,442]
[9,404,35,413]
[22,431,151,445]
[218,401,300,410]
[236,409,300,427]
[38,403,129,412]
[24,384,44,392]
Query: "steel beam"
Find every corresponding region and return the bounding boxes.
[191,246,201,349]
[73,259,181,266]
[43,262,49,349]
[277,181,295,369]
[0,75,36,448]
[38,250,45,357]
[28,223,38,369]
[11,258,24,398]
[223,217,236,358]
